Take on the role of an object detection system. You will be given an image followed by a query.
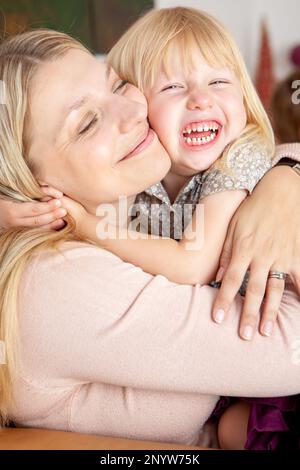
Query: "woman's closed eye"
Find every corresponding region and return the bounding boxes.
[78,114,98,136]
[113,80,128,94]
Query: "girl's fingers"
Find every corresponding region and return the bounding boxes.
[21,208,67,227]
[39,185,63,199]
[41,219,66,231]
[19,199,62,218]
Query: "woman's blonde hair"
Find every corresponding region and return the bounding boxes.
[0,29,86,427]
[108,6,275,169]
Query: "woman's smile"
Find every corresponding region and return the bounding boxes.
[119,128,156,161]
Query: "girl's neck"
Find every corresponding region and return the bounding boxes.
[162,171,191,204]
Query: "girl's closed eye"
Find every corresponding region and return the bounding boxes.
[209,79,230,87]
[160,83,184,92]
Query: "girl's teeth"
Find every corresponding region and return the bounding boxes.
[183,123,219,134]
[183,130,217,146]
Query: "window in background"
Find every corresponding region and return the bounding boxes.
[0,0,154,53]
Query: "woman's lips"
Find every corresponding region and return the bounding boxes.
[121,128,155,161]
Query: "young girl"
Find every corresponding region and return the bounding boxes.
[0,7,299,449]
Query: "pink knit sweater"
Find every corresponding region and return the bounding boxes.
[11,239,300,446]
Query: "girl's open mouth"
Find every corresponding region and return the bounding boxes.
[181,121,222,149]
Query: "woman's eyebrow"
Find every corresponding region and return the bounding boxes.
[65,95,90,115]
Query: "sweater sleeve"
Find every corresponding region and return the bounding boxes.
[273,143,300,165]
[19,242,300,398]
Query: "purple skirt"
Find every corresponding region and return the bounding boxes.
[211,395,300,450]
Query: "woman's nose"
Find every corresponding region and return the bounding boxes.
[113,96,148,134]
[187,90,213,111]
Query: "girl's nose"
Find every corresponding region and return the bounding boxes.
[187,90,213,111]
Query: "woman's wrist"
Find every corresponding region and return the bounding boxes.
[276,158,300,176]
[263,164,300,187]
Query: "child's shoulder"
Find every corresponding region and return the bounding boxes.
[200,139,272,199]
[228,138,270,164]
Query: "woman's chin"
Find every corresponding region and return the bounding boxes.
[130,140,171,192]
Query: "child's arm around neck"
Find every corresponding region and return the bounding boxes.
[74,189,247,285]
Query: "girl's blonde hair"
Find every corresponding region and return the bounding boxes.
[108,6,275,168]
[0,29,86,427]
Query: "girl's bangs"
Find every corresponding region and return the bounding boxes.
[151,28,239,87]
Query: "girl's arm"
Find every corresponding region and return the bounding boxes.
[65,189,247,285]
[0,185,66,230]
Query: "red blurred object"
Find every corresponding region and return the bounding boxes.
[255,19,275,114]
[290,45,300,67]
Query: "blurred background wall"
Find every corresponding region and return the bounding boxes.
[158,0,300,80]
[0,0,299,110]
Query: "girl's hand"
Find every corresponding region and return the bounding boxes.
[60,195,88,237]
[212,166,300,340]
[0,185,67,230]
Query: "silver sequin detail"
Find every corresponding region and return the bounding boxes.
[133,141,272,241]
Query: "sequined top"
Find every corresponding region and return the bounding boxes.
[133,141,272,240]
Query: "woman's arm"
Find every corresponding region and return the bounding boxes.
[213,164,300,340]
[22,242,300,397]
[65,190,246,285]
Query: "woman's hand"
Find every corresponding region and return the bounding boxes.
[0,185,66,230]
[212,166,300,340]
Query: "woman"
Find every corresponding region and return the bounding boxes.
[0,29,300,447]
